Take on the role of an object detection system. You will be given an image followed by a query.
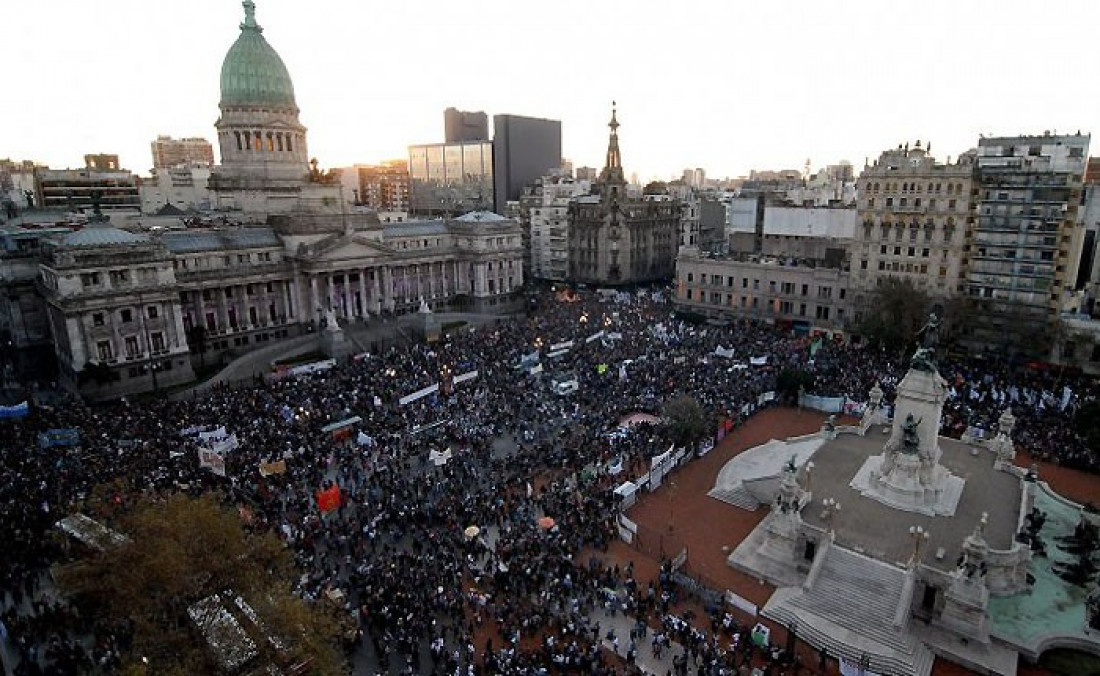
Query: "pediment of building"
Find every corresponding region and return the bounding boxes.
[299,234,395,266]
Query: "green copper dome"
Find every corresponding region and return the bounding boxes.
[219,1,296,108]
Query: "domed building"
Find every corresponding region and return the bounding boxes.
[18,0,524,400]
[208,0,332,216]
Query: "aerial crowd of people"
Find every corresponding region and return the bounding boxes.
[0,286,1096,675]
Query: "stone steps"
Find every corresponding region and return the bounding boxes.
[707,484,759,511]
[764,546,934,676]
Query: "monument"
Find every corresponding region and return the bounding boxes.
[718,313,1065,676]
[413,297,441,343]
[851,314,966,516]
[319,307,350,359]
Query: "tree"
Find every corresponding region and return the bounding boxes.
[857,278,930,355]
[78,361,119,387]
[186,325,209,371]
[776,368,814,406]
[56,493,345,675]
[663,395,713,449]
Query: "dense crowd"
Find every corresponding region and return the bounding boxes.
[1,287,1097,674]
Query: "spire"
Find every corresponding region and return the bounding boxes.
[241,0,263,32]
[601,101,625,185]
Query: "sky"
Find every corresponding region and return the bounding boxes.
[4,0,1099,182]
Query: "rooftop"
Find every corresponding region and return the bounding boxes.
[160,227,281,253]
[61,225,150,248]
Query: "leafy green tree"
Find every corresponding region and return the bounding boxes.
[56,493,345,675]
[776,368,814,405]
[857,278,930,355]
[663,394,713,449]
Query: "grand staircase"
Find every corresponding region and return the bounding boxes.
[764,545,934,676]
[707,483,759,511]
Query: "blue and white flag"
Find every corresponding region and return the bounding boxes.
[0,401,29,419]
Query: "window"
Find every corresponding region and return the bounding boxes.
[151,332,165,352]
[886,198,893,207]
[146,305,158,319]
[801,284,808,296]
[816,306,830,320]
[878,261,886,270]
[908,247,915,257]
[839,288,846,300]
[687,273,694,283]
[92,312,104,326]
[880,245,887,255]
[80,272,101,288]
[120,309,133,323]
[948,199,957,209]
[817,286,832,299]
[921,248,929,258]
[861,260,868,270]
[727,276,735,288]
[225,288,234,298]
[799,303,807,316]
[124,335,139,358]
[686,289,693,300]
[97,341,113,361]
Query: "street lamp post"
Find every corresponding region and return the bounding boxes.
[821,497,840,534]
[804,461,814,492]
[909,525,930,567]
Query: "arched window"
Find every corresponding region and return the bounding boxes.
[276,133,284,152]
[234,131,242,151]
[253,131,262,151]
[266,132,274,152]
[286,134,293,152]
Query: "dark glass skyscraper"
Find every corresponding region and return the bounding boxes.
[492,114,562,214]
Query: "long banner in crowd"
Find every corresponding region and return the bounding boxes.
[38,428,80,449]
[0,401,29,419]
[399,384,439,406]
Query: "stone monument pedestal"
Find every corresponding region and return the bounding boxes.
[938,576,991,643]
[320,311,351,359]
[414,298,440,343]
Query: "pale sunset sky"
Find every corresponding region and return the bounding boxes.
[4,0,1098,181]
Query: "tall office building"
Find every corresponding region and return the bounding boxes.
[407,141,494,215]
[352,160,409,211]
[965,133,1090,355]
[151,136,215,169]
[444,108,488,143]
[492,114,562,213]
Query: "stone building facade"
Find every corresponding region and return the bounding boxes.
[851,143,977,325]
[3,1,524,399]
[674,249,851,336]
[567,106,679,285]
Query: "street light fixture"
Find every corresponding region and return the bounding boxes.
[821,497,840,533]
[909,525,930,567]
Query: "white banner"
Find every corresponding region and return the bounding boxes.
[585,330,605,344]
[453,370,479,385]
[550,340,574,352]
[529,363,544,375]
[287,359,336,377]
[209,434,239,455]
[839,659,881,676]
[750,356,768,366]
[713,346,735,359]
[198,448,226,476]
[198,426,228,444]
[399,384,439,406]
[725,590,758,617]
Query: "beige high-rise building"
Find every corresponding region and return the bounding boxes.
[150,136,215,169]
[851,142,977,326]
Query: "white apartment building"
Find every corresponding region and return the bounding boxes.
[523,173,589,281]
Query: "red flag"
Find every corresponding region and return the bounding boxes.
[317,485,341,513]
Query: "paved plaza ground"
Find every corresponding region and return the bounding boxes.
[610,405,1100,676]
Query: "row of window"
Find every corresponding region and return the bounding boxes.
[95,331,167,362]
[867,197,963,210]
[682,273,846,300]
[230,130,298,154]
[190,282,280,302]
[682,289,840,321]
[175,251,276,271]
[80,267,158,289]
[863,181,967,195]
[91,304,159,327]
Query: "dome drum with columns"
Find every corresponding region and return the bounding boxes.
[210,0,311,202]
